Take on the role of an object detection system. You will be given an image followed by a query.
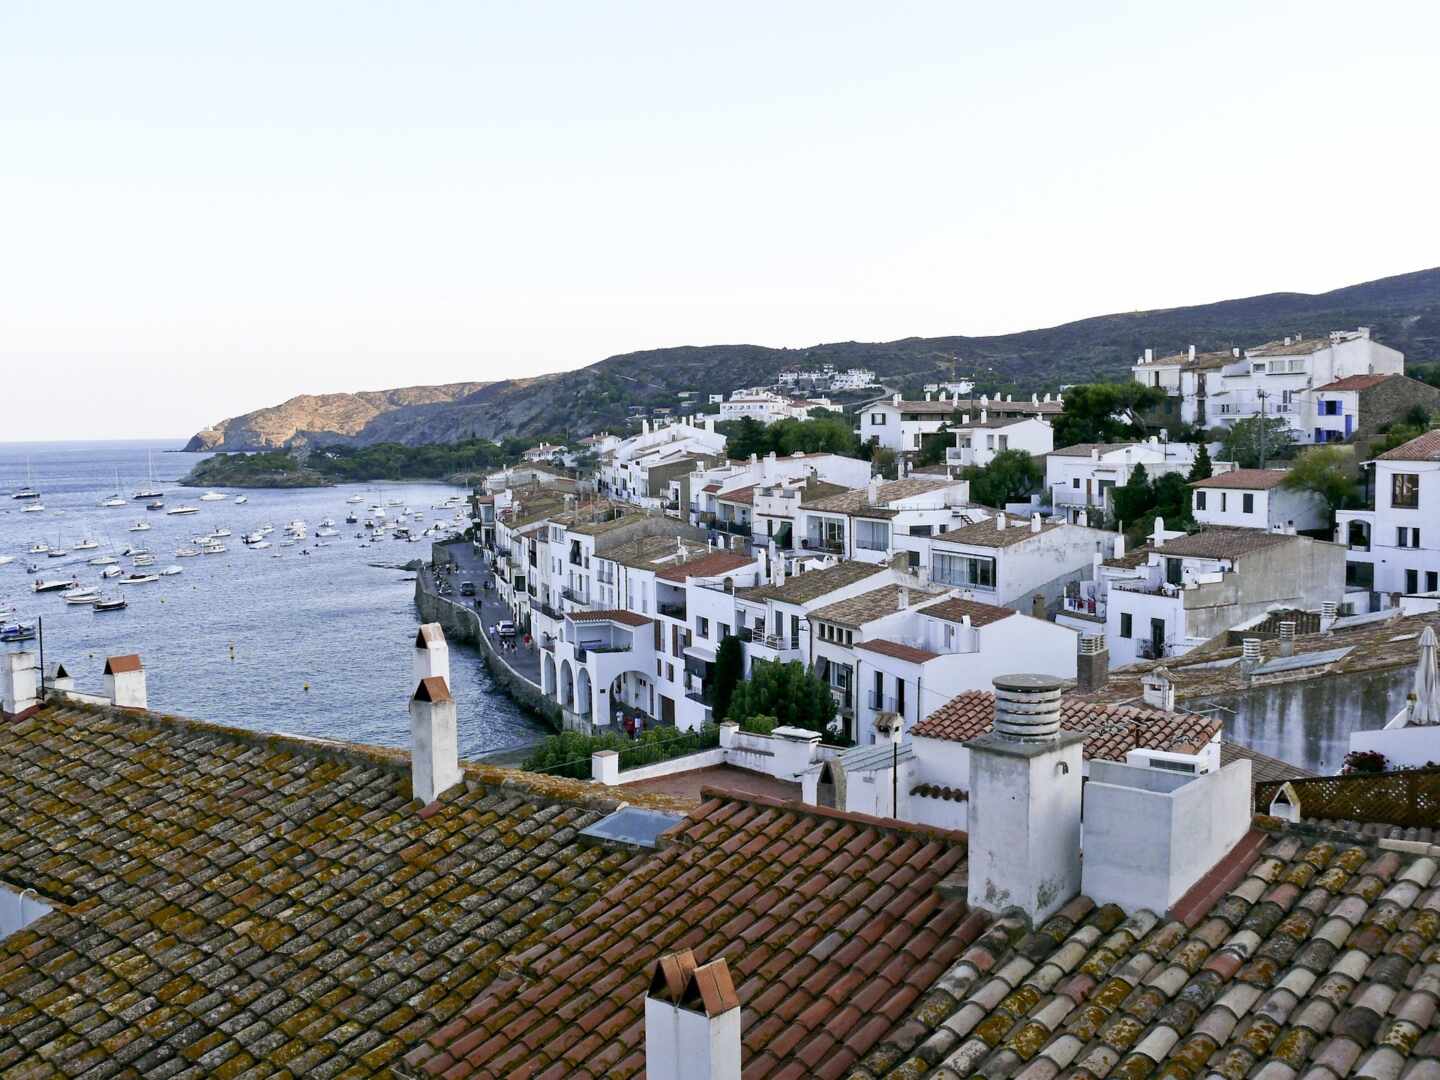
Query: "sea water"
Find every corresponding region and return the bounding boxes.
[0,440,544,756]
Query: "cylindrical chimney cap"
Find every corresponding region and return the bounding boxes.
[992,674,1065,740]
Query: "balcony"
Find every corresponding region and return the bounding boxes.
[831,687,854,715]
[533,600,564,622]
[868,691,899,712]
[658,600,687,620]
[714,519,752,538]
[740,627,801,655]
[561,586,591,605]
[1062,595,1104,618]
[802,538,844,554]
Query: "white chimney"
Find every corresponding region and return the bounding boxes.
[1151,517,1167,547]
[1144,348,1154,364]
[867,476,881,505]
[966,675,1083,924]
[1,651,39,718]
[980,408,988,424]
[897,586,909,611]
[925,392,932,401]
[1113,533,1125,559]
[1090,447,1100,461]
[1320,601,1338,632]
[1232,347,1241,357]
[1141,668,1175,712]
[892,392,901,405]
[1189,345,1197,362]
[45,662,74,695]
[104,655,146,710]
[414,623,451,686]
[1278,620,1296,658]
[410,676,462,805]
[995,512,1007,532]
[1030,513,1042,534]
[645,951,741,1080]
[1077,510,1088,528]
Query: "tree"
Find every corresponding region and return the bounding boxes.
[1052,383,1166,448]
[1187,443,1213,482]
[870,446,899,480]
[1282,446,1359,529]
[725,660,837,736]
[1110,463,1153,525]
[711,635,744,724]
[1221,417,1295,469]
[961,449,1043,508]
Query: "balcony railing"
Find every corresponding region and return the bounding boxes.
[1062,595,1103,617]
[831,687,853,714]
[561,587,591,605]
[868,691,899,712]
[534,601,563,622]
[658,601,687,620]
[714,520,752,537]
[740,628,800,651]
[803,538,844,554]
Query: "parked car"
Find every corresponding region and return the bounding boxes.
[460,581,476,596]
[496,621,516,637]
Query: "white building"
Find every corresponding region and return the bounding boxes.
[1336,430,1440,605]
[1132,329,1404,443]
[945,414,1053,469]
[1046,439,1219,523]
[718,391,830,425]
[918,514,1112,614]
[596,417,727,509]
[1097,527,1345,664]
[795,476,983,565]
[860,393,1063,455]
[1190,469,1328,532]
[684,451,873,550]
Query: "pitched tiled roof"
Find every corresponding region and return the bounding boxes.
[1148,348,1237,371]
[1154,528,1296,560]
[1050,443,1140,458]
[935,518,1062,549]
[1313,373,1397,392]
[802,477,954,516]
[406,790,976,1079]
[654,550,755,582]
[920,597,1017,627]
[913,691,1221,761]
[858,821,1440,1080]
[0,704,650,1078]
[718,484,757,506]
[855,638,942,664]
[736,560,888,605]
[1219,740,1315,785]
[812,584,944,628]
[569,608,653,626]
[1191,468,1292,490]
[1376,429,1440,462]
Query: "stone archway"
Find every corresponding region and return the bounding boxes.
[816,761,847,809]
[542,653,557,697]
[559,660,575,710]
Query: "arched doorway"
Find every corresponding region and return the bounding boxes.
[817,763,838,809]
[576,666,592,719]
[559,660,575,711]
[542,653,557,697]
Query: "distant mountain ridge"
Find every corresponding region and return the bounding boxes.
[187,267,1440,450]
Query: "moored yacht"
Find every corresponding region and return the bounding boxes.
[33,577,79,593]
[167,504,200,516]
[199,491,228,502]
[129,521,151,532]
[94,595,127,612]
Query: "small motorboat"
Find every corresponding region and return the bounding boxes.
[118,573,159,585]
[160,565,183,577]
[20,503,45,513]
[345,512,358,524]
[175,547,201,558]
[211,527,232,538]
[89,555,119,565]
[0,554,14,566]
[33,577,79,593]
[101,496,127,508]
[63,589,101,605]
[129,521,152,532]
[200,542,227,554]
[122,545,149,557]
[73,538,99,551]
[47,548,68,558]
[131,555,156,567]
[27,541,48,555]
[199,491,228,501]
[234,495,248,505]
[346,494,363,504]
[316,527,338,537]
[167,505,200,516]
[0,622,37,642]
[94,595,128,612]
[100,566,122,579]
[146,500,165,511]
[248,540,271,550]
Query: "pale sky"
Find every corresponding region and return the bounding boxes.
[3,1,1438,440]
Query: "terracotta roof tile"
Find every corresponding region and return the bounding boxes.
[913,691,1220,761]
[1190,468,1292,490]
[737,560,888,605]
[1376,429,1440,462]
[567,609,652,626]
[1312,373,1396,392]
[103,653,142,674]
[920,597,1016,627]
[655,551,755,582]
[861,820,1440,1080]
[0,704,651,1077]
[854,639,941,664]
[933,518,1064,549]
[1152,527,1297,560]
[812,585,944,628]
[412,789,974,1078]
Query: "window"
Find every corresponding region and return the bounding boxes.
[1346,561,1374,590]
[1398,527,1421,549]
[1407,569,1419,594]
[1165,557,1184,586]
[696,616,710,638]
[1072,477,1080,489]
[1220,493,1228,512]
[908,525,932,537]
[1120,612,1133,639]
[1392,473,1420,509]
[1195,491,1207,511]
[1429,572,1439,593]
[718,622,730,639]
[1242,493,1254,514]
[854,519,890,551]
[932,551,996,589]
[870,413,887,425]
[896,679,906,716]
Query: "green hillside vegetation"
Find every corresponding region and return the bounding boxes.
[185,437,532,487]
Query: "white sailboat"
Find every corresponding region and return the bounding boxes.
[73,537,99,551]
[11,460,40,500]
[129,520,152,531]
[199,491,228,502]
[0,555,14,566]
[100,469,126,507]
[133,449,163,499]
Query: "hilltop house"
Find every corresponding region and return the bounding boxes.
[1190,469,1328,532]
[1336,428,1440,606]
[859,392,1063,455]
[1046,438,1216,523]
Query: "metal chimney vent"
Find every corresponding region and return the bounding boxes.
[991,674,1064,740]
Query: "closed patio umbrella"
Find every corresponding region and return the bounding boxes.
[1410,625,1440,726]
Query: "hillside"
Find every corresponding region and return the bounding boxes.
[188,267,1440,449]
[184,382,490,451]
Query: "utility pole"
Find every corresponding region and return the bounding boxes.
[1257,389,1269,470]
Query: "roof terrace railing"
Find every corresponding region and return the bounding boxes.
[1256,767,1440,830]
